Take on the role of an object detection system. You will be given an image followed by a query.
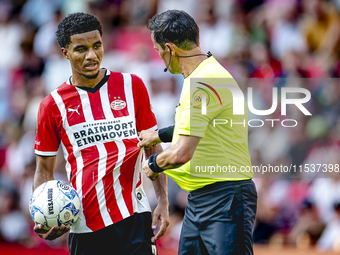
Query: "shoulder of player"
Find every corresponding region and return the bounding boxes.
[40,93,56,109]
[130,73,144,86]
[39,84,65,112]
[128,73,147,93]
[37,93,62,122]
[107,71,145,87]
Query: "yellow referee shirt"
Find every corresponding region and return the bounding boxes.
[164,56,253,192]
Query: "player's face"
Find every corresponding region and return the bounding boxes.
[63,30,103,79]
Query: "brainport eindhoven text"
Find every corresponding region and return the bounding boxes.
[73,120,136,147]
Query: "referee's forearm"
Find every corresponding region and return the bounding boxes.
[155,145,187,170]
[151,135,200,172]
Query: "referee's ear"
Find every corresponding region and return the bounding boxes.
[165,43,175,55]
[61,48,69,59]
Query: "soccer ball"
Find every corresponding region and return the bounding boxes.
[29,180,81,230]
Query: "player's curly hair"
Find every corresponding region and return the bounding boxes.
[56,12,102,48]
[148,10,199,50]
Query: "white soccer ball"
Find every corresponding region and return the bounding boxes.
[29,180,81,230]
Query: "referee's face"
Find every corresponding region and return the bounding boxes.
[151,33,179,74]
[63,30,103,79]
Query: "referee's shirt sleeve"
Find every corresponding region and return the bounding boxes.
[131,74,158,132]
[177,81,228,138]
[34,95,61,156]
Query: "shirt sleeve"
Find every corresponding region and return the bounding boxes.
[34,95,61,156]
[131,74,158,132]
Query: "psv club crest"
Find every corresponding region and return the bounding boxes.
[111,99,126,110]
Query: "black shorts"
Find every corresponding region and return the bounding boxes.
[178,180,257,255]
[68,212,157,255]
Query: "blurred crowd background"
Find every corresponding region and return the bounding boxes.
[1,0,340,253]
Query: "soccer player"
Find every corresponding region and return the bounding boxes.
[33,12,169,255]
[138,10,257,255]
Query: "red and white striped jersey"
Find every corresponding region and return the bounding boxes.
[34,69,157,233]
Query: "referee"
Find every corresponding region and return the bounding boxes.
[139,10,257,255]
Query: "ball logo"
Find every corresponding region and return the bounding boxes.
[64,212,70,220]
[58,182,70,191]
[111,100,126,110]
[47,188,54,215]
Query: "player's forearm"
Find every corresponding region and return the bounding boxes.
[152,173,168,205]
[33,156,56,190]
[145,146,168,203]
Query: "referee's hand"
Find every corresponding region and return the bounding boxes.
[34,224,70,240]
[143,160,160,181]
[138,130,161,148]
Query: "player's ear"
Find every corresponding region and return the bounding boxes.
[61,48,69,59]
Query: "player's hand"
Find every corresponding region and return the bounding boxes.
[138,130,161,148]
[143,160,160,181]
[34,224,70,240]
[151,201,170,242]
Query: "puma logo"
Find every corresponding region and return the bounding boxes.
[68,105,80,115]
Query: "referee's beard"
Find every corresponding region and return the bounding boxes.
[82,70,100,79]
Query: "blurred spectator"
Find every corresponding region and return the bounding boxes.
[0,1,24,70]
[302,0,340,60]
[309,178,340,224]
[20,0,63,28]
[270,3,307,60]
[199,5,235,59]
[33,10,63,59]
[288,200,325,247]
[317,202,340,251]
[0,176,30,243]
